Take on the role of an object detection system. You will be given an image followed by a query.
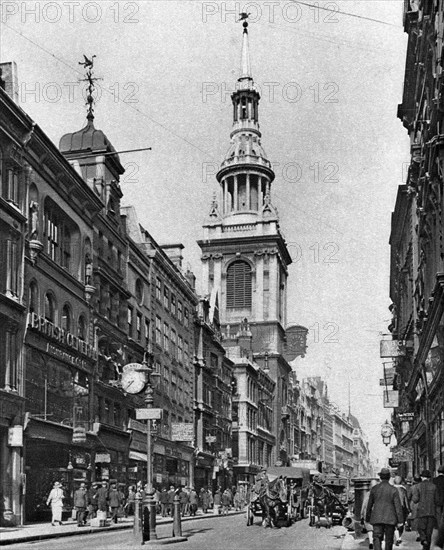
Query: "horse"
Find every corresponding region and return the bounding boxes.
[308,481,346,527]
[258,477,288,528]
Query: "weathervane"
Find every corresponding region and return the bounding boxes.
[78,54,101,121]
[238,11,250,31]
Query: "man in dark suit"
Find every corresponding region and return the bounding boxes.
[365,467,403,550]
[414,469,439,550]
[434,465,444,527]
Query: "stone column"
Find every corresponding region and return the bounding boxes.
[213,254,223,302]
[224,179,228,214]
[268,253,278,321]
[255,253,264,322]
[246,174,250,210]
[201,255,210,296]
[234,175,238,211]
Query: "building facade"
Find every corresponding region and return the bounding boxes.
[193,296,234,491]
[390,0,444,475]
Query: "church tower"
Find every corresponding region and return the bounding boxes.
[198,20,297,474]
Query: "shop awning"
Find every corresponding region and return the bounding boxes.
[129,450,147,462]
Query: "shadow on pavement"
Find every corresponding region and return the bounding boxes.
[181,527,212,538]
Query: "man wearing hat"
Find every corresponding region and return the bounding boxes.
[365,467,403,550]
[434,465,444,527]
[413,469,439,549]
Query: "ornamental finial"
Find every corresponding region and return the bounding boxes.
[79,54,101,122]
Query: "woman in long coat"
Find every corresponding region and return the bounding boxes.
[46,481,64,526]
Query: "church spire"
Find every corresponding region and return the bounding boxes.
[213,16,275,220]
[239,18,252,84]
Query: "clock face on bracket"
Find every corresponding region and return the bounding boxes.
[381,424,393,437]
[121,370,146,394]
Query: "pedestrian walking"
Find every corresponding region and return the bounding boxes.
[108,484,122,523]
[154,488,161,515]
[96,481,109,520]
[221,489,231,515]
[200,487,209,514]
[213,488,221,515]
[179,486,189,517]
[432,521,444,549]
[160,487,169,517]
[365,467,403,550]
[125,486,136,517]
[189,488,199,516]
[434,465,444,527]
[87,483,98,521]
[167,485,175,517]
[234,489,241,511]
[46,481,64,526]
[393,476,410,545]
[73,482,88,527]
[361,479,378,549]
[413,469,439,550]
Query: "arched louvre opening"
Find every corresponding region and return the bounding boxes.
[226,260,252,309]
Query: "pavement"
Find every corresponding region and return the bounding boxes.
[0,509,244,546]
[1,513,423,549]
[341,528,424,550]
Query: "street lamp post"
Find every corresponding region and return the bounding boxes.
[143,350,157,541]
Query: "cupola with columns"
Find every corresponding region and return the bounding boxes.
[214,19,277,224]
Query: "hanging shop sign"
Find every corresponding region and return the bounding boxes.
[95,453,111,463]
[72,426,86,444]
[383,390,399,408]
[171,423,194,442]
[398,412,415,421]
[392,447,414,462]
[380,340,406,358]
[8,426,23,447]
[379,366,396,386]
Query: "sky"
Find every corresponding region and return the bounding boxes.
[0,0,410,465]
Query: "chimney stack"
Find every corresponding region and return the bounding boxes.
[0,62,19,104]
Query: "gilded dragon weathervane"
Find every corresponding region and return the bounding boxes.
[79,54,101,120]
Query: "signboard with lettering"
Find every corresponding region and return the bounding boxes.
[392,447,414,462]
[379,367,396,386]
[398,412,415,421]
[8,426,23,447]
[383,390,399,408]
[171,423,194,442]
[380,340,406,358]
[95,453,111,463]
[136,408,163,420]
[72,426,86,444]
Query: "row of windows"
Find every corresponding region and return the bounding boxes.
[127,306,150,344]
[160,363,192,405]
[155,276,190,326]
[155,315,190,364]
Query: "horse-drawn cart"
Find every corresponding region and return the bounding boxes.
[308,476,348,528]
[246,466,311,528]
